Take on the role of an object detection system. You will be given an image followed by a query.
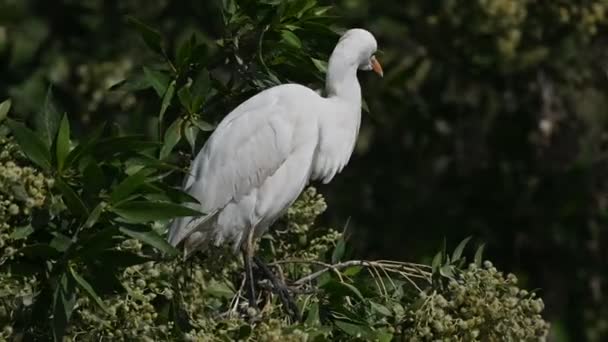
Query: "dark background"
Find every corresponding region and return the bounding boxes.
[2,0,607,340]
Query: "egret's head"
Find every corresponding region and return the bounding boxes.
[338,28,383,77]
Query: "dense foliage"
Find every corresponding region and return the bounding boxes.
[2,0,605,340]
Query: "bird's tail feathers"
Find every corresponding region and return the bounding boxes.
[167,210,219,256]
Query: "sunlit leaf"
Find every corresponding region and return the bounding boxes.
[159,80,176,124]
[0,98,11,123]
[6,119,52,170]
[56,113,71,172]
[331,237,346,264]
[118,225,178,256]
[160,118,183,159]
[143,67,170,98]
[69,266,110,313]
[281,30,302,48]
[184,121,198,153]
[452,236,472,262]
[111,200,202,223]
[35,87,61,149]
[475,243,486,267]
[110,168,154,204]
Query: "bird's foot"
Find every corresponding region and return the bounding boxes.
[254,256,302,322]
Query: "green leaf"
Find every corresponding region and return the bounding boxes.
[109,69,150,92]
[177,84,193,112]
[334,321,373,338]
[143,67,170,97]
[10,224,33,240]
[204,279,235,299]
[305,302,320,326]
[321,279,364,301]
[50,233,72,252]
[6,119,52,170]
[56,113,71,172]
[55,178,89,218]
[111,200,202,223]
[192,69,211,111]
[118,225,178,256]
[342,265,362,277]
[18,243,61,259]
[431,251,442,274]
[160,118,183,159]
[159,80,176,124]
[110,168,154,204]
[176,34,195,70]
[370,301,392,316]
[93,136,159,157]
[127,16,163,55]
[311,57,327,73]
[184,121,198,153]
[35,87,61,149]
[84,203,104,229]
[451,236,472,262]
[0,98,11,123]
[474,243,485,267]
[331,237,346,264]
[52,274,75,342]
[193,118,215,132]
[281,30,302,48]
[63,123,105,169]
[69,266,110,313]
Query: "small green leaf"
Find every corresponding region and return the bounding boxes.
[35,87,61,149]
[431,251,442,274]
[119,225,178,256]
[451,236,472,262]
[204,279,235,299]
[159,80,176,124]
[191,69,211,111]
[321,279,364,301]
[69,266,110,313]
[82,160,105,196]
[55,178,89,218]
[110,168,154,204]
[52,274,75,342]
[6,119,52,170]
[109,70,150,92]
[281,30,302,48]
[370,301,392,316]
[56,113,71,172]
[50,233,72,252]
[192,118,215,132]
[63,123,105,169]
[184,122,198,153]
[127,16,163,55]
[111,201,202,223]
[160,118,183,159]
[334,321,372,338]
[331,237,346,264]
[84,203,104,229]
[143,67,170,97]
[474,243,485,267]
[0,98,11,123]
[177,84,193,112]
[311,58,327,73]
[305,302,320,326]
[342,265,362,277]
[10,224,33,240]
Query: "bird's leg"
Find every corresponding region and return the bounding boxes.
[253,256,302,322]
[242,228,257,310]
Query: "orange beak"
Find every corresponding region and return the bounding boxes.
[371,56,383,77]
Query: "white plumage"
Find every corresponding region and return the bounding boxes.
[168,28,382,257]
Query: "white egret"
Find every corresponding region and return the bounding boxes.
[168,28,382,311]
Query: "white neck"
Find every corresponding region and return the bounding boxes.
[325,47,362,107]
